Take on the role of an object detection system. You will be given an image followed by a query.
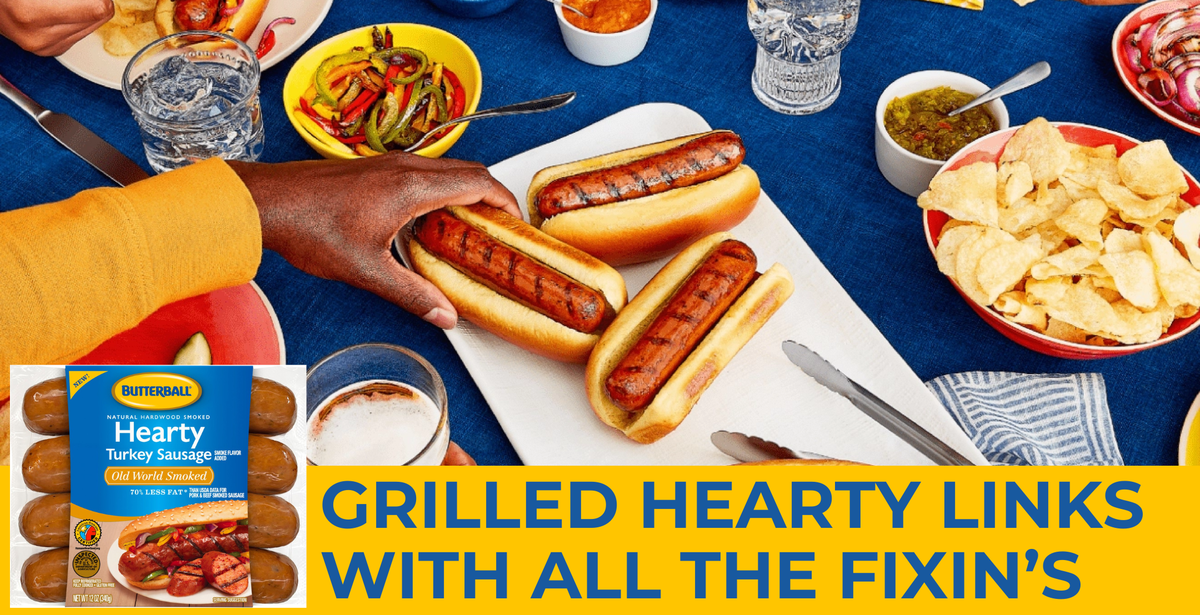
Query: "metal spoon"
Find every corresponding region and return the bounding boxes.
[543,0,588,18]
[403,91,577,152]
[947,61,1051,117]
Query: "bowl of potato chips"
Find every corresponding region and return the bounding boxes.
[919,118,1200,358]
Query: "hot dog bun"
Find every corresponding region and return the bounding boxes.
[527,131,761,266]
[155,0,268,42]
[118,500,248,549]
[410,205,627,363]
[586,233,793,443]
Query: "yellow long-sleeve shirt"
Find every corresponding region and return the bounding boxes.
[0,158,263,399]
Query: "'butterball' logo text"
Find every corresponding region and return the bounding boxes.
[111,373,202,411]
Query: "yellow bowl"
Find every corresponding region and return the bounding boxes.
[282,24,482,159]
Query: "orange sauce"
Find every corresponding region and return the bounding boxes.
[564,0,651,34]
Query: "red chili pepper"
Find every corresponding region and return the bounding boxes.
[937,121,952,131]
[443,68,465,119]
[255,17,295,59]
[385,65,401,94]
[335,134,368,144]
[384,28,393,48]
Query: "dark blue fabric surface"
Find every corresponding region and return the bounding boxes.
[2,0,1197,465]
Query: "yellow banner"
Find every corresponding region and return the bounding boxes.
[307,466,1198,611]
[103,466,213,485]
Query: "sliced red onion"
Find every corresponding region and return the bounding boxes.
[1125,32,1144,72]
[261,17,296,38]
[167,565,178,576]
[1165,51,1200,78]
[206,523,218,532]
[135,532,150,548]
[1175,66,1200,113]
[1149,7,1200,66]
[1140,68,1177,105]
[221,0,244,17]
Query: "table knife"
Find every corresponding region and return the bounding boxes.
[711,430,838,463]
[781,341,975,466]
[0,72,149,187]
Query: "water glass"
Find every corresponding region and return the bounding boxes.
[121,32,264,173]
[748,0,861,115]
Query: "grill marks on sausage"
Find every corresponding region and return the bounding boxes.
[202,552,250,596]
[414,210,610,333]
[605,240,758,412]
[535,132,746,218]
[117,527,250,581]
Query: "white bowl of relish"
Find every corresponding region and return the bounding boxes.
[555,0,657,66]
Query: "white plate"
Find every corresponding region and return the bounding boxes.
[441,102,988,466]
[56,0,333,90]
[1180,390,1200,466]
[106,541,251,605]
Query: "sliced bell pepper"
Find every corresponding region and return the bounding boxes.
[314,52,383,106]
[381,48,428,86]
[294,111,354,155]
[355,143,382,157]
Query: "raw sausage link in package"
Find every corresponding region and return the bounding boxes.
[9,365,306,608]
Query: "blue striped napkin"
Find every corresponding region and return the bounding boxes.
[925,372,1123,466]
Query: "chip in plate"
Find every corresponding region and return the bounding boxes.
[1117,140,1189,198]
[1098,250,1162,310]
[918,161,1000,227]
[1144,230,1200,308]
[999,117,1071,189]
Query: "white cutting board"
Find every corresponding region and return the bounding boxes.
[449,102,987,466]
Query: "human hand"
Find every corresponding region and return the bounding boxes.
[228,153,520,329]
[442,442,477,466]
[0,0,113,56]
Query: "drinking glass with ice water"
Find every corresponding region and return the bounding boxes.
[122,32,264,173]
[748,0,861,115]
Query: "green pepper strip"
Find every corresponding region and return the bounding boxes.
[314,51,375,107]
[374,48,428,86]
[375,92,401,143]
[145,528,172,543]
[237,519,249,526]
[338,79,362,111]
[420,85,448,123]
[384,84,426,144]
[364,100,388,153]
[182,525,205,534]
[142,570,167,583]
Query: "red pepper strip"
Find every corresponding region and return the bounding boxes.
[937,121,952,131]
[385,65,401,94]
[299,100,342,137]
[336,134,367,144]
[341,91,379,126]
[255,17,295,59]
[385,27,393,48]
[443,68,466,119]
[218,521,238,528]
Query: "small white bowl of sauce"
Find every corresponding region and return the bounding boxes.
[555,0,657,66]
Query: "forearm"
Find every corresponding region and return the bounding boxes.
[0,158,262,394]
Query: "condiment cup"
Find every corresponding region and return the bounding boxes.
[875,70,1009,197]
[555,0,657,67]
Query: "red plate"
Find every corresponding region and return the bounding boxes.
[923,123,1200,359]
[72,282,285,366]
[1112,0,1200,136]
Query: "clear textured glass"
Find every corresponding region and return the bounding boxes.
[747,0,860,115]
[122,32,264,173]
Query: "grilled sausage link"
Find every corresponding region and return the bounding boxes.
[19,494,71,547]
[118,526,249,581]
[414,209,611,333]
[535,132,746,219]
[202,551,251,596]
[175,0,221,31]
[21,548,68,603]
[249,548,298,604]
[17,493,298,549]
[21,376,297,437]
[22,436,70,493]
[605,240,758,411]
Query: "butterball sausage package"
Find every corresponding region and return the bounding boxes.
[67,366,253,607]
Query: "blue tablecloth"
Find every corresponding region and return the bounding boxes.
[2,0,1197,465]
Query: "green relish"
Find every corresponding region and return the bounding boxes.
[884,87,998,161]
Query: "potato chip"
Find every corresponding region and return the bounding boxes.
[995,291,1048,332]
[935,224,985,278]
[1059,175,1102,203]
[1105,300,1164,344]
[1098,250,1161,309]
[998,161,1034,207]
[1064,148,1121,190]
[918,162,1000,227]
[1045,318,1091,344]
[976,235,1044,305]
[100,21,158,57]
[1117,140,1188,198]
[1175,206,1200,269]
[954,227,1016,306]
[1177,304,1199,319]
[1097,179,1173,221]
[999,118,1072,188]
[115,0,157,11]
[1027,277,1119,334]
[1144,230,1200,307]
[1074,143,1118,160]
[1092,276,1118,290]
[1030,244,1100,280]
[1054,198,1109,250]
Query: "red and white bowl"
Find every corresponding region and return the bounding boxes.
[1112,0,1200,137]
[923,122,1200,359]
